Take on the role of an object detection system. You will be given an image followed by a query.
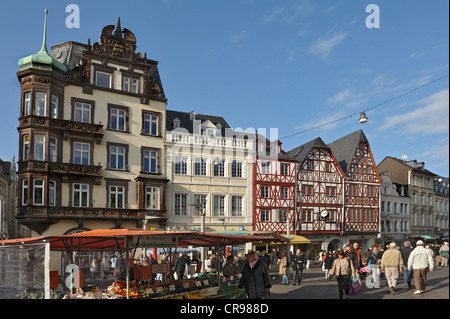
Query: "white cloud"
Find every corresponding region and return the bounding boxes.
[380,89,449,135]
[308,32,347,59]
[230,30,247,46]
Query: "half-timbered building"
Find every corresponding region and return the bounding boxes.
[253,139,297,233]
[328,130,381,249]
[287,137,345,249]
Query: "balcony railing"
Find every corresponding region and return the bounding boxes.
[18,160,102,177]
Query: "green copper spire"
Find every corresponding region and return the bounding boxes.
[18,9,67,73]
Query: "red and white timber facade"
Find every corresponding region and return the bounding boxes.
[253,140,297,234]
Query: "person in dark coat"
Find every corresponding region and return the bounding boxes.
[238,251,271,299]
[324,251,335,278]
[401,241,414,288]
[174,252,186,280]
[290,249,306,285]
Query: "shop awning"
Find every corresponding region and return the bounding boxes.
[210,231,285,243]
[0,229,281,251]
[281,234,311,244]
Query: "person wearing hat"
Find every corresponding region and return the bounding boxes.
[380,242,403,294]
[407,240,434,295]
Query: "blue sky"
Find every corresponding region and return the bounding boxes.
[1,0,448,176]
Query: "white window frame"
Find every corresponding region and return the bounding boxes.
[74,102,92,123]
[49,180,56,206]
[231,161,243,178]
[34,134,46,161]
[143,113,158,136]
[33,179,44,206]
[22,179,28,206]
[194,158,207,176]
[24,92,31,116]
[174,193,187,216]
[50,95,58,119]
[174,156,188,175]
[143,150,158,173]
[109,185,125,209]
[213,195,226,216]
[231,195,243,217]
[73,142,90,165]
[35,91,47,116]
[96,71,112,89]
[110,145,126,170]
[23,135,30,161]
[49,137,57,163]
[110,107,127,131]
[73,183,89,208]
[145,186,160,210]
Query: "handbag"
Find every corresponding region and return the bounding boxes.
[349,275,362,296]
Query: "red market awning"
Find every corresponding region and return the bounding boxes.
[0,229,281,251]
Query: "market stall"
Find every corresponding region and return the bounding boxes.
[0,229,281,299]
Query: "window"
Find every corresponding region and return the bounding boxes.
[23,135,30,160]
[34,134,45,161]
[231,161,243,178]
[213,195,225,216]
[109,186,125,209]
[174,157,188,175]
[326,186,336,197]
[231,196,243,216]
[123,76,139,93]
[143,149,158,173]
[110,107,127,131]
[261,186,269,198]
[110,145,126,170]
[49,180,56,206]
[50,95,58,119]
[96,71,112,88]
[302,185,313,196]
[262,162,271,174]
[330,209,336,222]
[381,201,385,212]
[73,102,92,123]
[49,138,57,162]
[307,160,314,170]
[194,158,207,176]
[261,210,270,222]
[194,194,207,216]
[73,183,89,207]
[213,159,225,177]
[33,179,44,206]
[281,163,289,175]
[278,210,287,223]
[326,162,331,173]
[145,187,160,210]
[22,179,28,206]
[73,142,90,165]
[174,194,187,216]
[143,113,158,136]
[302,210,313,222]
[24,92,31,116]
[35,92,47,116]
[281,187,289,199]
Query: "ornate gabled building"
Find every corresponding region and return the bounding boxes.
[287,137,345,250]
[328,130,381,249]
[16,12,168,236]
[253,138,297,233]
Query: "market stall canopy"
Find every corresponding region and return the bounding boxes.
[0,229,282,251]
[209,231,285,243]
[281,234,311,244]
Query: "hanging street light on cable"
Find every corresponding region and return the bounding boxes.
[359,112,368,124]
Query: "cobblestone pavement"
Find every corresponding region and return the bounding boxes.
[268,263,449,299]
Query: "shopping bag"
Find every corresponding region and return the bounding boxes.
[349,276,362,296]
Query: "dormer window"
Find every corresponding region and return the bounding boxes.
[123,76,139,93]
[96,71,112,89]
[190,111,197,120]
[173,118,181,129]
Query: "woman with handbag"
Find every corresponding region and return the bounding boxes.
[366,244,383,288]
[328,250,356,299]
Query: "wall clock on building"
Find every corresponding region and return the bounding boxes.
[320,210,329,219]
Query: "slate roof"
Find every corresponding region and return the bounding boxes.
[327,129,369,174]
[286,137,328,164]
[166,110,231,135]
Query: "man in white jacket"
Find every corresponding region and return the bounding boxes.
[407,240,434,295]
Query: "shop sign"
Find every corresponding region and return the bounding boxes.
[129,235,178,248]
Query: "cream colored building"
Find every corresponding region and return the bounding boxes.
[16,17,168,237]
[165,110,254,232]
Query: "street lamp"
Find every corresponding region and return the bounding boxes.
[359,112,368,124]
[188,202,206,272]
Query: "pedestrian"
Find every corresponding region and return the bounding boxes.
[345,244,359,274]
[319,250,324,268]
[238,251,271,299]
[174,252,187,280]
[366,244,382,288]
[324,251,334,278]
[270,249,278,269]
[401,241,414,288]
[439,242,449,267]
[352,242,366,271]
[380,242,403,294]
[115,254,126,280]
[290,248,306,285]
[407,240,434,295]
[328,250,356,299]
[237,252,247,272]
[279,252,289,285]
[110,255,117,275]
[223,255,241,279]
[100,257,110,280]
[90,258,99,283]
[305,250,311,269]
